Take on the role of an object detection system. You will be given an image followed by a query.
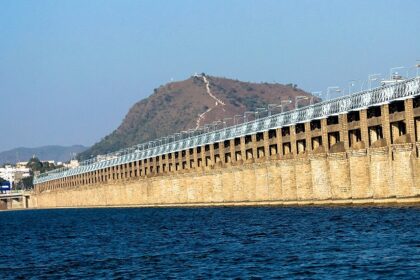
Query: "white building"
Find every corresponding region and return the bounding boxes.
[64,160,79,168]
[0,165,31,186]
[16,162,28,168]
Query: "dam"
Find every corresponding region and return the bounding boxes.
[31,77,420,208]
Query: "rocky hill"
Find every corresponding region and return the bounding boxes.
[79,75,313,160]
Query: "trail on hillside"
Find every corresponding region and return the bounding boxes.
[195,76,226,129]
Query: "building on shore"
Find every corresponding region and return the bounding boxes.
[0,165,31,187]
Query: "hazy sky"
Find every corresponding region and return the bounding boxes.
[0,0,419,152]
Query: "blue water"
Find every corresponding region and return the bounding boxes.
[1,207,419,279]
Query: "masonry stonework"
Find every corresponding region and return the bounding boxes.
[31,92,420,208]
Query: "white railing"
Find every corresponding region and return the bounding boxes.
[34,77,420,184]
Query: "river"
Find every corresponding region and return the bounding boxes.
[1,206,419,279]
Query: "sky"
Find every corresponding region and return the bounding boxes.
[0,0,419,152]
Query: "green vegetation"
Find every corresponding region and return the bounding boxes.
[286,83,299,90]
[18,157,64,189]
[17,176,33,190]
[26,157,61,174]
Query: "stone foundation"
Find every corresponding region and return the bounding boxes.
[29,145,420,209]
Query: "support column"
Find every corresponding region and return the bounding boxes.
[369,127,379,144]
[229,139,236,163]
[339,113,349,149]
[125,164,129,179]
[360,109,369,145]
[137,159,142,176]
[321,118,328,150]
[152,157,157,174]
[391,122,400,143]
[193,147,198,169]
[276,128,283,157]
[219,141,225,165]
[158,155,163,174]
[130,163,135,178]
[139,160,144,176]
[290,125,297,155]
[209,144,215,166]
[263,131,270,159]
[240,136,246,161]
[119,164,123,180]
[416,118,420,142]
[164,153,169,173]
[381,104,391,145]
[251,134,257,159]
[118,164,124,180]
[404,98,415,142]
[304,122,311,152]
[171,152,176,172]
[200,146,206,168]
[185,150,191,170]
[103,168,107,182]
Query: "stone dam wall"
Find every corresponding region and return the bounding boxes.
[30,84,420,209]
[30,144,420,208]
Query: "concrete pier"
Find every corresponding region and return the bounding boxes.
[0,192,31,210]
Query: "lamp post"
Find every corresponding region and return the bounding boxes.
[295,96,309,109]
[203,124,211,133]
[174,133,182,141]
[311,91,322,104]
[188,129,196,138]
[223,117,232,128]
[280,100,292,113]
[148,141,155,149]
[234,114,243,125]
[389,66,405,80]
[167,135,174,144]
[213,120,222,130]
[368,74,381,90]
[416,60,420,77]
[181,131,189,141]
[348,81,356,95]
[327,86,341,100]
[244,111,255,122]
[267,104,279,116]
[255,107,267,119]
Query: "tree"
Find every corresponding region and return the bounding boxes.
[19,176,33,190]
[27,157,43,172]
[26,157,62,174]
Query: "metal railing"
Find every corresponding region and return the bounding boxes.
[34,77,420,184]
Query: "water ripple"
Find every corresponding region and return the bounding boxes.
[0,206,419,279]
